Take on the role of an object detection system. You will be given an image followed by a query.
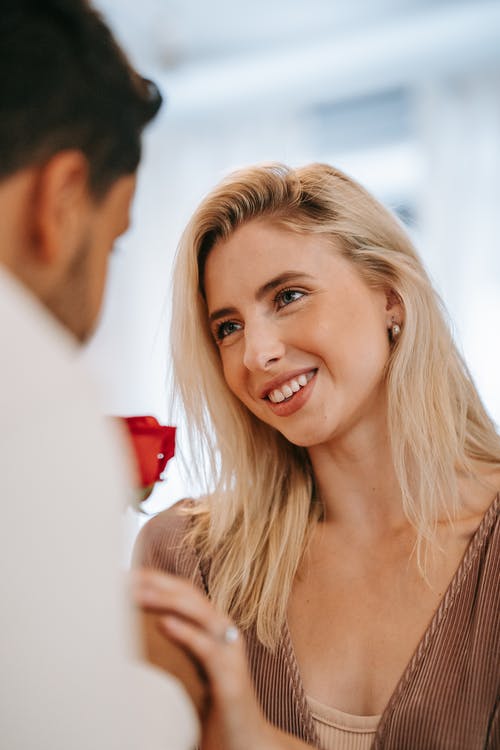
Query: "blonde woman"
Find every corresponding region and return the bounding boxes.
[134,163,500,750]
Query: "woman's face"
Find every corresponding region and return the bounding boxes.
[204,219,399,449]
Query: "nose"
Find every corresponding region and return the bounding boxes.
[242,320,285,372]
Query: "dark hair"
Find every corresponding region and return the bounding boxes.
[0,0,162,199]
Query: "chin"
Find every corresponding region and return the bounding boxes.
[280,428,331,450]
[68,317,95,344]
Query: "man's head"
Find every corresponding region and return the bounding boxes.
[0,0,162,341]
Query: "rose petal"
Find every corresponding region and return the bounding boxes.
[119,417,176,488]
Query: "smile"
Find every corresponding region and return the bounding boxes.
[267,370,316,403]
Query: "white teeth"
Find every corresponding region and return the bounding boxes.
[270,390,285,403]
[267,371,316,403]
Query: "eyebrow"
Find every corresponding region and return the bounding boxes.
[208,271,315,324]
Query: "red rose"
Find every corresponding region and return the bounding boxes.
[120,416,176,502]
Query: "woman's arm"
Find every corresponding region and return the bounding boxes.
[137,608,208,716]
[133,569,313,750]
[132,504,209,717]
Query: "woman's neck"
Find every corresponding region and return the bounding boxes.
[308,430,500,538]
[308,422,408,537]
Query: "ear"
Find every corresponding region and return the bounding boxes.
[385,288,403,327]
[32,150,92,269]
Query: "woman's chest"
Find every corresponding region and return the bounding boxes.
[286,536,466,716]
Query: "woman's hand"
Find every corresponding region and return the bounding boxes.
[132,569,309,750]
[136,607,208,716]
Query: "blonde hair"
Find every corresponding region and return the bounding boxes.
[170,162,500,648]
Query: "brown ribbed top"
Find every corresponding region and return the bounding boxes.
[135,495,500,749]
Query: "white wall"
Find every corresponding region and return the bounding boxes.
[83,1,500,522]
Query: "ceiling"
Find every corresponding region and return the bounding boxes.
[95,0,477,70]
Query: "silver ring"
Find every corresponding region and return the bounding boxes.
[221,625,239,644]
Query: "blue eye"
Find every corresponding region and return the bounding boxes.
[215,320,241,341]
[275,288,305,308]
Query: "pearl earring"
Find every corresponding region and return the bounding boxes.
[391,322,401,341]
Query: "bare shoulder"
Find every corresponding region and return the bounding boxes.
[456,461,500,538]
[479,463,500,495]
[471,462,500,510]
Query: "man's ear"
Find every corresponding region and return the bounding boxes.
[33,150,92,269]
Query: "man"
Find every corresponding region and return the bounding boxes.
[0,1,198,747]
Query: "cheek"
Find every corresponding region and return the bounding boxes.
[342,326,391,393]
[89,246,110,312]
[307,305,389,384]
[221,353,247,401]
[220,351,262,412]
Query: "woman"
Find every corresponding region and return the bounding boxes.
[134,163,499,749]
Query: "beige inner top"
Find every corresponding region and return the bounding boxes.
[307,695,381,750]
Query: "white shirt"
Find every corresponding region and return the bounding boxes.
[0,267,198,750]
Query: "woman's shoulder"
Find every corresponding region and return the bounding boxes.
[142,498,195,539]
[134,498,200,576]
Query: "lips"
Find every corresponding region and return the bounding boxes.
[262,368,318,417]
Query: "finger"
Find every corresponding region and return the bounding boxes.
[134,574,215,625]
[131,568,174,592]
[133,569,203,604]
[133,569,229,638]
[159,614,247,701]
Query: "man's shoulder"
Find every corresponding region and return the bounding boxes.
[0,265,131,528]
[0,267,94,410]
[0,266,77,359]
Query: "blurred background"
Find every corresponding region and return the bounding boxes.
[83,0,500,524]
